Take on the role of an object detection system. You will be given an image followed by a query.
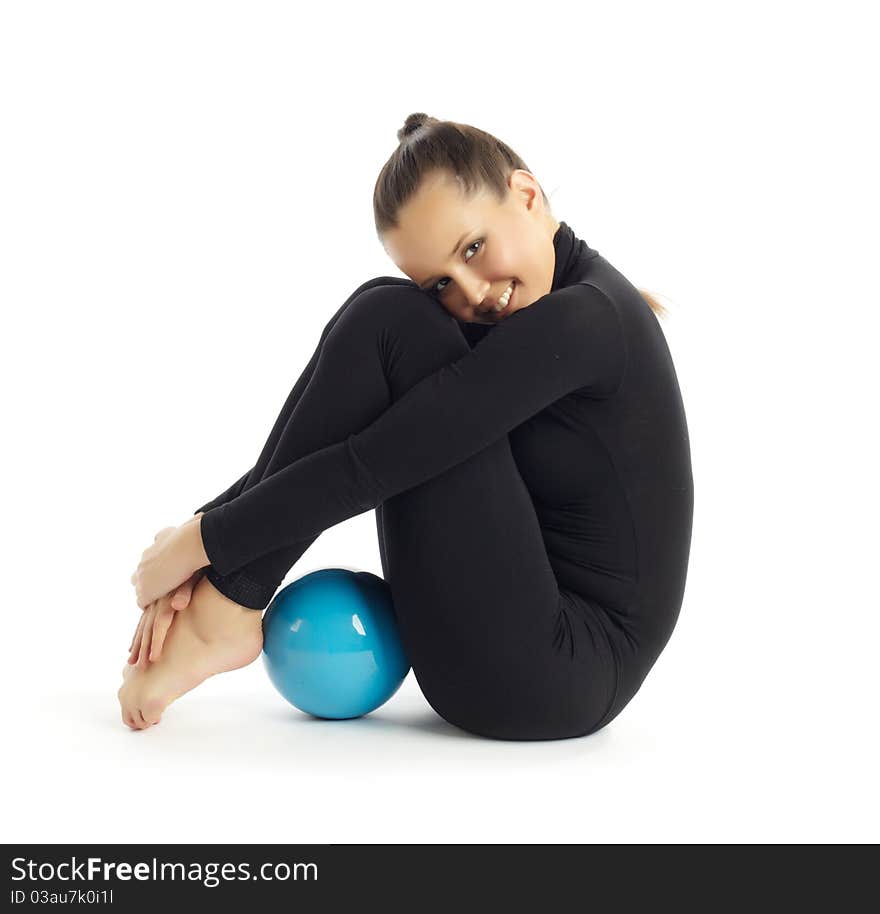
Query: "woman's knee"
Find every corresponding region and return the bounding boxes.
[347,280,459,336]
[340,281,471,393]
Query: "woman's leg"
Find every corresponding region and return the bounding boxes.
[200,276,420,608]
[196,276,399,604]
[202,278,617,739]
[119,277,410,731]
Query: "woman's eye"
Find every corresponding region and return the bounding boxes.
[433,240,482,295]
[464,240,481,260]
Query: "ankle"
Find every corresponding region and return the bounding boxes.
[193,576,264,626]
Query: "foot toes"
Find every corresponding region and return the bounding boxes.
[140,699,164,727]
[119,682,142,730]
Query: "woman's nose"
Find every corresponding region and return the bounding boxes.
[460,277,490,309]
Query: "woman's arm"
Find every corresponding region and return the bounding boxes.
[193,469,252,516]
[200,282,626,576]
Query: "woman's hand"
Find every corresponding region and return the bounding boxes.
[130,514,209,610]
[127,569,204,666]
[127,525,202,665]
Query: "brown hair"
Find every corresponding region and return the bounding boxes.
[373,112,668,319]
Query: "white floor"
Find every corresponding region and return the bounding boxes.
[7,588,877,844]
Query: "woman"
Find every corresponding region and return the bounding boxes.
[120,113,694,740]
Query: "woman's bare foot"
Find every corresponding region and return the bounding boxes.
[118,575,263,730]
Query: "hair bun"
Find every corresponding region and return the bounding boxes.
[397,112,434,142]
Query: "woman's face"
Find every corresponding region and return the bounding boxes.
[382,169,559,325]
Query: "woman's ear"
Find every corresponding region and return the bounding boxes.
[509,169,541,211]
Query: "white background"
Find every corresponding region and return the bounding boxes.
[2,0,877,843]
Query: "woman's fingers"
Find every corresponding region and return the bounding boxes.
[128,594,180,666]
[128,611,142,654]
[170,580,191,610]
[127,611,147,664]
[171,570,202,610]
[144,571,206,660]
[149,601,177,662]
[136,604,156,668]
[134,605,150,667]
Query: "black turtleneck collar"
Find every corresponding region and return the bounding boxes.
[551,221,600,292]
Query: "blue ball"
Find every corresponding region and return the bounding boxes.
[262,568,410,720]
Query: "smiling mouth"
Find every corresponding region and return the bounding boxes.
[482,280,516,316]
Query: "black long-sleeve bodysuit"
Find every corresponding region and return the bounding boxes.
[193,222,694,740]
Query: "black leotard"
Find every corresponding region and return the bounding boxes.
[196,222,694,734]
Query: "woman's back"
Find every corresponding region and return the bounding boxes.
[461,226,694,720]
